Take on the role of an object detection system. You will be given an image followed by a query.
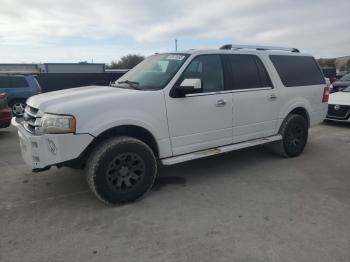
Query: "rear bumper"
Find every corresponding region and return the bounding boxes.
[326,116,350,122]
[0,108,12,128]
[11,118,94,169]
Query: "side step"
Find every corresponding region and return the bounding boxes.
[161,135,282,165]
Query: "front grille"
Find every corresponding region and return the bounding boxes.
[327,104,350,120]
[23,106,41,133]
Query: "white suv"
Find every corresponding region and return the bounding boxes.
[12,45,329,204]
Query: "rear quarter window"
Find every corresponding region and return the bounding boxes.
[269,55,325,87]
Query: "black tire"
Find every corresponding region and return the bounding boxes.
[85,136,157,205]
[270,114,308,157]
[9,99,26,117]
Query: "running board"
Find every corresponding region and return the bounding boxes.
[161,135,282,165]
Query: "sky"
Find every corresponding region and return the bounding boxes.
[0,0,349,63]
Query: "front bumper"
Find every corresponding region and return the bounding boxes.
[11,117,94,169]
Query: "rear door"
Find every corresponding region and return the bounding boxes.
[223,54,281,143]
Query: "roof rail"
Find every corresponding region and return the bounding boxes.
[219,44,300,53]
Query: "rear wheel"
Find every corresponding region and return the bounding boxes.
[270,114,308,157]
[86,136,157,205]
[10,100,26,117]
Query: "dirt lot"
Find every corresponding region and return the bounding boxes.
[1,122,350,262]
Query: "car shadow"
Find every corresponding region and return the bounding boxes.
[154,145,274,191]
[322,119,350,128]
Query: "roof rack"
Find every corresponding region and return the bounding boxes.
[219,44,300,53]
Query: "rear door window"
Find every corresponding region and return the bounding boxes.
[226,54,272,90]
[269,55,325,87]
[0,77,10,89]
[10,76,29,88]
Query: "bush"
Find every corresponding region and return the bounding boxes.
[108,54,145,69]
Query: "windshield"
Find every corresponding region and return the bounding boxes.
[114,53,189,90]
[341,86,350,92]
[339,73,350,81]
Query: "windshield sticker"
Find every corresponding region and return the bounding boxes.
[166,55,185,61]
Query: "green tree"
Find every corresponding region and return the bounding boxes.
[108,54,145,69]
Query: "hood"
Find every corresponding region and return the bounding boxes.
[27,85,136,114]
[329,91,350,106]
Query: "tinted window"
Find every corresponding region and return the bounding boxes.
[180,55,224,93]
[226,55,272,90]
[270,55,325,87]
[0,76,10,88]
[9,77,29,88]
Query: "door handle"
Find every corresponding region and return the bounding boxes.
[269,94,277,101]
[215,99,227,107]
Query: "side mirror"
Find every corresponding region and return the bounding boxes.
[175,78,202,96]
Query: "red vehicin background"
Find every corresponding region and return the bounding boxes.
[0,93,12,128]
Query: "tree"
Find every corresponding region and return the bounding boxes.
[108,54,145,69]
[78,61,89,64]
[317,58,336,68]
[346,59,350,71]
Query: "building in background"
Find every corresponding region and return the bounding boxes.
[38,63,105,73]
[0,63,106,74]
[0,64,39,74]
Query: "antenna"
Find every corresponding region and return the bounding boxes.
[175,39,178,51]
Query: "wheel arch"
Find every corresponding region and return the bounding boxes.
[289,107,310,127]
[74,125,159,169]
[278,106,310,133]
[277,98,312,131]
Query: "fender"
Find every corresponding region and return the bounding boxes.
[78,109,173,158]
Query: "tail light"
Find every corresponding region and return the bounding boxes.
[322,85,330,103]
[0,93,8,109]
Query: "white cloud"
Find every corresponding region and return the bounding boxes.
[0,0,349,62]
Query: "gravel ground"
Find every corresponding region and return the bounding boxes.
[0,121,349,262]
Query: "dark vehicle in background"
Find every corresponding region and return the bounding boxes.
[0,93,12,128]
[331,73,350,93]
[0,75,41,117]
[336,71,350,80]
[321,67,336,83]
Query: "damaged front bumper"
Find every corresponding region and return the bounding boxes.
[11,117,93,171]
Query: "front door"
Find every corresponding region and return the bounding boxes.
[165,54,233,156]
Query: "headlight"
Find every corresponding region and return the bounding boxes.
[37,113,76,134]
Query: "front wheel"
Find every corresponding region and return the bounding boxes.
[270,114,308,157]
[86,136,157,205]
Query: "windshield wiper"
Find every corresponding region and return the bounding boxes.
[110,80,142,90]
[115,80,142,90]
[117,80,140,85]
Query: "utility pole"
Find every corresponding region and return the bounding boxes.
[175,39,178,51]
